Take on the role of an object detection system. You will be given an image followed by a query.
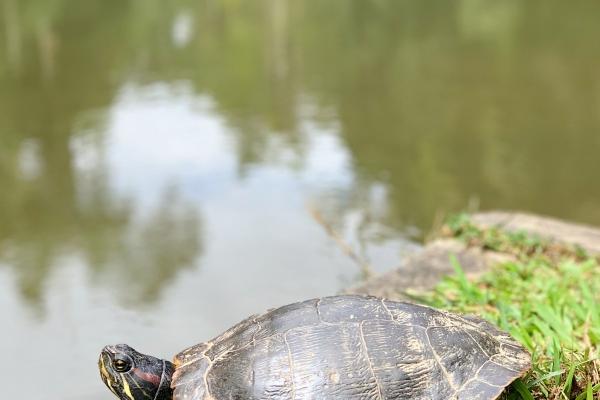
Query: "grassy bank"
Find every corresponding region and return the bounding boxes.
[418,215,599,399]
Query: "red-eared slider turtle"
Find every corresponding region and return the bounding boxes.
[99,295,530,400]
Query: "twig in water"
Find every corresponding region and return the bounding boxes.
[307,204,374,279]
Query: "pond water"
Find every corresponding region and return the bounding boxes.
[1,1,600,398]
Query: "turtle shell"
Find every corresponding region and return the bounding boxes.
[171,295,530,400]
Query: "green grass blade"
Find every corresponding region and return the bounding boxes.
[562,363,576,398]
[512,379,535,400]
[552,338,561,385]
[527,370,564,387]
[573,382,600,400]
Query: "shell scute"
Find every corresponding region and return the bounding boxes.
[360,318,454,399]
[173,342,209,367]
[206,333,293,399]
[426,325,493,389]
[171,355,211,400]
[318,295,392,323]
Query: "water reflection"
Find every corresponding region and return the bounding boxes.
[0,132,203,308]
[3,0,600,238]
[86,187,202,305]
[1,0,600,301]
[1,0,600,300]
[180,0,600,226]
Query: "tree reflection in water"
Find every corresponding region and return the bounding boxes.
[0,0,204,309]
[2,0,600,310]
[0,135,203,308]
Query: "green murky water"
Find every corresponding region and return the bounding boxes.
[1,1,600,398]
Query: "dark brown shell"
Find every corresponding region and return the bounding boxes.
[171,295,530,400]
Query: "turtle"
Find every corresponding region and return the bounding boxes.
[99,295,531,400]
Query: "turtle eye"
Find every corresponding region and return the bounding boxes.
[113,356,132,373]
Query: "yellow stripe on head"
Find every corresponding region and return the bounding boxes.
[121,374,135,400]
[100,356,110,380]
[100,355,119,396]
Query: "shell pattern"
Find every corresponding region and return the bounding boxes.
[171,295,530,400]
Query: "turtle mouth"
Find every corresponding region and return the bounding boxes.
[98,352,112,381]
[99,351,120,397]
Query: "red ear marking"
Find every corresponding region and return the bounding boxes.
[132,368,161,386]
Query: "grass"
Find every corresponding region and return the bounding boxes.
[417,214,600,399]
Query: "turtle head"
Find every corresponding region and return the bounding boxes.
[99,344,174,400]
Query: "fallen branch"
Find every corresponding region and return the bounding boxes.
[307,204,374,279]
